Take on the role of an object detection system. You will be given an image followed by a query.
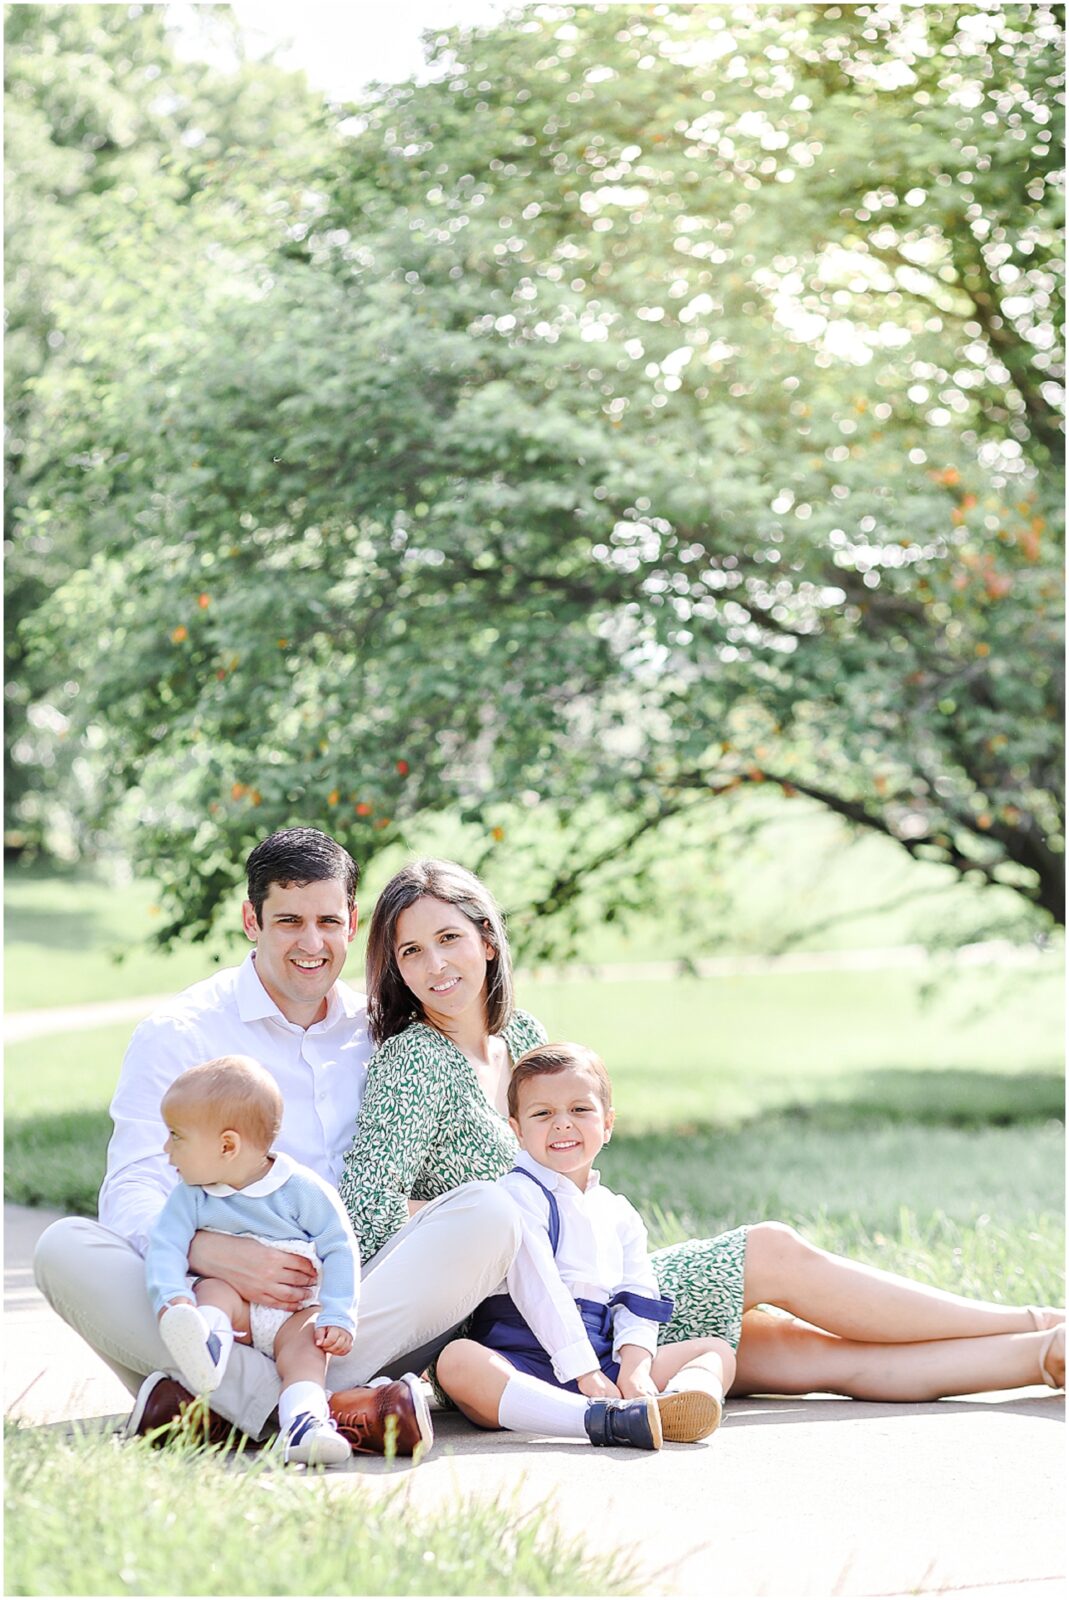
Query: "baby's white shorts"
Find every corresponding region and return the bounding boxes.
[247,1236,322,1356]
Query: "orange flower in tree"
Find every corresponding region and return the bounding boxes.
[198,593,211,609]
[491,825,505,841]
[231,782,247,800]
[171,624,188,643]
[327,789,340,807]
[249,789,262,807]
[374,817,391,830]
[396,760,409,776]
[356,802,372,816]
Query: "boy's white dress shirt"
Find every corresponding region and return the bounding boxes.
[99,954,370,1256]
[494,1150,667,1384]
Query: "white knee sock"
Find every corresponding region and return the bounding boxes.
[278,1380,329,1431]
[498,1372,591,1438]
[664,1365,724,1400]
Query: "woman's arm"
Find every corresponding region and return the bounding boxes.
[338,1031,446,1260]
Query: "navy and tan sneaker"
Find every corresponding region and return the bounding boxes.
[276,1412,352,1467]
[583,1396,663,1450]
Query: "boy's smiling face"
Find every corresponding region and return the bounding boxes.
[509,1065,614,1189]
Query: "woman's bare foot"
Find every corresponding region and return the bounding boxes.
[1027,1306,1066,1333]
[1038,1325,1064,1390]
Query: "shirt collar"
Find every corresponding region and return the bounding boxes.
[236,951,366,1029]
[203,1149,294,1198]
[513,1148,602,1195]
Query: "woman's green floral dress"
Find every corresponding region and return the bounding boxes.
[339,1010,748,1349]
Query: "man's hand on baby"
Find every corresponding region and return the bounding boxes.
[188,1231,316,1309]
[577,1370,621,1400]
[315,1325,353,1356]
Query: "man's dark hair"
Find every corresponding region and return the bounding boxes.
[245,828,358,924]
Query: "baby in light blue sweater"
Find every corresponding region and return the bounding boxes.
[145,1054,360,1467]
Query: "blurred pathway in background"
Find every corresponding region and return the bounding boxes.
[4,936,1048,1043]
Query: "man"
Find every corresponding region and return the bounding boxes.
[34,827,522,1455]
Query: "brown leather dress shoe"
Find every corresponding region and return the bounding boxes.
[328,1373,434,1457]
[125,1371,242,1448]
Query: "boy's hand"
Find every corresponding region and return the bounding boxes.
[315,1324,354,1356]
[577,1370,621,1400]
[616,1370,659,1400]
[616,1346,658,1400]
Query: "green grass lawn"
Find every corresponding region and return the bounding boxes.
[4,864,247,1011]
[7,791,1058,1012]
[4,1425,636,1597]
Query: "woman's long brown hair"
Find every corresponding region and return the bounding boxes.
[364,859,515,1046]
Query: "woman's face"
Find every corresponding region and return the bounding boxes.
[393,895,496,1031]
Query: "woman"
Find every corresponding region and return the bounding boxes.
[339,859,1064,1399]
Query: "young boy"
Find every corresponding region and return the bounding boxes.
[436,1042,736,1451]
[145,1055,360,1467]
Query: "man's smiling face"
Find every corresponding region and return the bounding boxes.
[242,878,357,1026]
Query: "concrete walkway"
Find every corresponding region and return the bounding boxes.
[6,1203,1064,1599]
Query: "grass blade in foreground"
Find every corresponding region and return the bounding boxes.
[4,1424,640,1597]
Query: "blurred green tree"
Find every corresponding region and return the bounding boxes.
[13,3,1065,944]
[4,1,333,851]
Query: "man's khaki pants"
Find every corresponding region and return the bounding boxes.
[33,1181,520,1439]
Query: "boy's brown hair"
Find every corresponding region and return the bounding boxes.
[161,1055,283,1149]
[507,1041,613,1121]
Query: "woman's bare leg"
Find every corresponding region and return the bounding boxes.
[731,1308,1065,1400]
[743,1223,1062,1342]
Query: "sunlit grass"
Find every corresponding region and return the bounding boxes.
[3,1424,638,1597]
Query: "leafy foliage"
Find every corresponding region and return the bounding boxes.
[8,3,1064,943]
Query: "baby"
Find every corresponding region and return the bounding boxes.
[144,1054,359,1467]
[436,1041,736,1450]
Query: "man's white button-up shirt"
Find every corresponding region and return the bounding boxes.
[98,953,370,1256]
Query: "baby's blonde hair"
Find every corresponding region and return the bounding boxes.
[161,1055,283,1150]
